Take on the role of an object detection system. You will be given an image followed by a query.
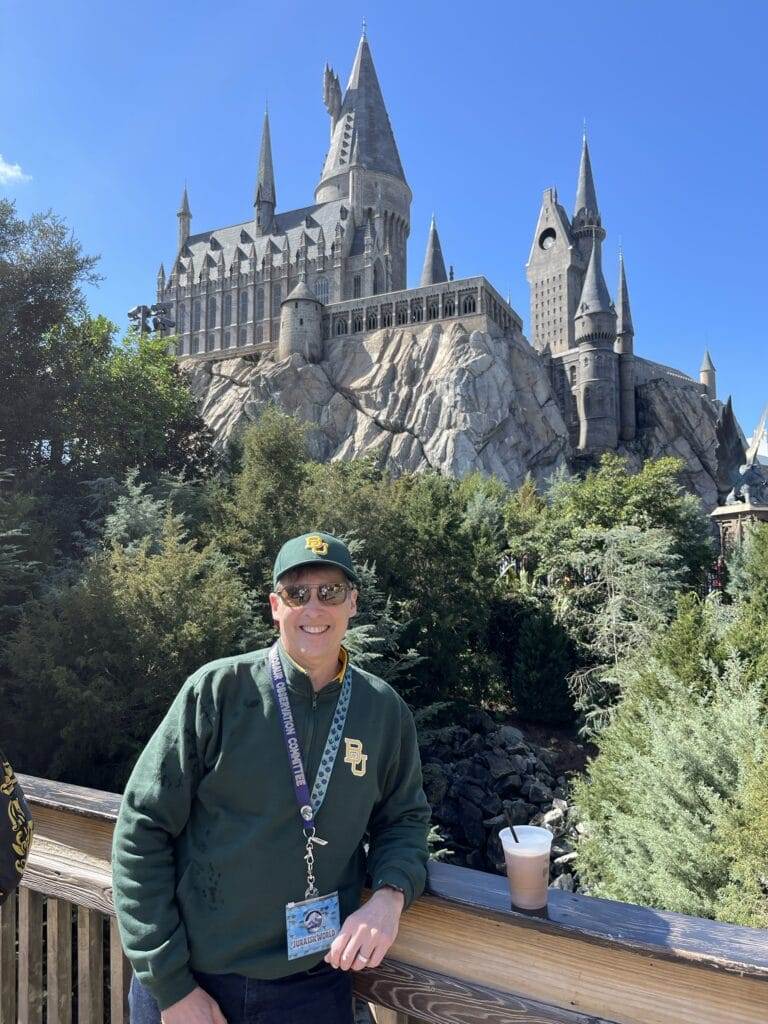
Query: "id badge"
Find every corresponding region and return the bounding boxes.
[285,891,340,960]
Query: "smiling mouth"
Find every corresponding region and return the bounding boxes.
[300,625,331,635]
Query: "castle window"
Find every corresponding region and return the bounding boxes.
[207,297,217,329]
[190,334,199,355]
[178,303,187,333]
[224,330,231,348]
[353,275,362,298]
[240,291,249,322]
[206,333,215,351]
[256,288,265,320]
[315,277,329,304]
[256,324,263,343]
[443,296,455,317]
[223,293,232,325]
[273,283,282,307]
[396,303,408,325]
[336,319,348,335]
[175,337,185,357]
[462,295,477,315]
[366,310,378,330]
[353,313,364,333]
[192,300,201,331]
[569,365,576,387]
[427,300,439,320]
[239,327,248,345]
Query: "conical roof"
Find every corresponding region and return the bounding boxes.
[419,215,447,287]
[578,234,613,313]
[317,34,405,189]
[178,185,191,217]
[700,349,716,373]
[574,134,599,220]
[255,110,276,206]
[284,281,320,303]
[616,252,633,334]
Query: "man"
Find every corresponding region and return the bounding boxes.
[113,532,430,1024]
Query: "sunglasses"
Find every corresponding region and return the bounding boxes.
[276,582,354,607]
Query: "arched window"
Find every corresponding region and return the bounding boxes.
[315,277,329,304]
[239,291,249,322]
[224,330,231,349]
[366,311,377,330]
[373,259,383,296]
[462,295,476,315]
[427,300,439,320]
[383,311,393,327]
[256,288,265,320]
[336,319,347,336]
[396,304,408,325]
[353,314,363,333]
[256,323,263,343]
[207,297,217,329]
[411,302,423,323]
[353,275,362,299]
[206,333,215,351]
[223,294,232,325]
[192,300,201,331]
[177,303,187,333]
[569,365,576,387]
[444,297,455,317]
[239,327,248,345]
[272,283,282,307]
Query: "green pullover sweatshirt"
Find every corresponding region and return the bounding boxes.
[112,643,430,1011]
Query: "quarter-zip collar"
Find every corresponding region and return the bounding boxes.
[275,639,347,702]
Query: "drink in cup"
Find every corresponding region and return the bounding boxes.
[499,825,553,911]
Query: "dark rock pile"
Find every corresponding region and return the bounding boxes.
[419,709,580,891]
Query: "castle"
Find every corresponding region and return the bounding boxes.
[156,30,718,458]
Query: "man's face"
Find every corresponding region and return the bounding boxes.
[269,565,358,665]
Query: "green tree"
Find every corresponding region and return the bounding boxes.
[727,523,768,695]
[574,658,767,924]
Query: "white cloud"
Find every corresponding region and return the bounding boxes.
[0,155,31,185]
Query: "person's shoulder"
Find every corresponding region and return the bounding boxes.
[184,647,272,699]
[349,664,408,712]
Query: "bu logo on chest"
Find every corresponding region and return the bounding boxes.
[343,738,368,777]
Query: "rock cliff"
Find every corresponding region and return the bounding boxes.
[184,320,727,509]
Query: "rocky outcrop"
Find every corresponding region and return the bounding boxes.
[184,323,730,508]
[419,711,581,892]
[185,320,570,491]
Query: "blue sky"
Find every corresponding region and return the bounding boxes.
[3,0,767,438]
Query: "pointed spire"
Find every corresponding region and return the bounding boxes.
[574,131,599,220]
[254,109,276,207]
[700,348,715,373]
[616,251,633,336]
[316,33,406,196]
[420,214,447,287]
[578,232,613,313]
[157,263,166,287]
[178,184,191,217]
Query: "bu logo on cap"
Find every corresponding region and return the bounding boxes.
[306,535,329,556]
[343,738,367,777]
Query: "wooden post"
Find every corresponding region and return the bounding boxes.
[18,886,44,1024]
[47,897,73,1024]
[110,916,131,1024]
[77,907,104,1024]
[0,889,18,1024]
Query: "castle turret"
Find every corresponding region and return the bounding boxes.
[572,132,605,264]
[254,110,276,236]
[526,186,582,353]
[419,215,447,287]
[278,281,323,362]
[615,251,636,441]
[177,186,191,252]
[316,32,410,291]
[157,263,166,293]
[574,233,618,453]
[700,349,717,400]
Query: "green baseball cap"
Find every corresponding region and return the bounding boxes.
[272,532,359,588]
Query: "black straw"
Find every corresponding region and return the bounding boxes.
[504,807,520,843]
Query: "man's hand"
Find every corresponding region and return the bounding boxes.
[324,887,405,972]
[161,986,227,1023]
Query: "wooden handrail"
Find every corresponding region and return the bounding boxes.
[4,774,767,1024]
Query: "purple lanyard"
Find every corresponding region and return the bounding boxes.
[268,644,351,837]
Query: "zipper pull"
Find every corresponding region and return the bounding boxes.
[312,693,318,710]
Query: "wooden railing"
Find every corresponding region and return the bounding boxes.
[2,774,767,1023]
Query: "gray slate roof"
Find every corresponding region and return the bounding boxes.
[255,110,276,206]
[578,235,613,313]
[420,216,447,286]
[574,135,599,218]
[285,281,320,302]
[616,253,633,334]
[317,35,405,187]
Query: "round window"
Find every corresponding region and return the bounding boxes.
[539,228,556,250]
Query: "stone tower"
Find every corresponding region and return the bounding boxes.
[526,187,583,354]
[571,133,605,265]
[574,233,618,453]
[420,215,447,287]
[315,31,411,293]
[700,349,717,400]
[615,252,636,441]
[177,186,191,253]
[254,110,276,237]
[278,282,322,362]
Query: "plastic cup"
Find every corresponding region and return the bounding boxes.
[499,825,553,910]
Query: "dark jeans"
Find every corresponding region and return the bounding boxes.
[128,962,354,1024]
